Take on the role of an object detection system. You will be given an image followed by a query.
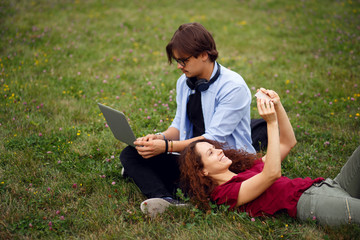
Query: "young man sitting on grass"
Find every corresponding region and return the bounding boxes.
[120,22,266,217]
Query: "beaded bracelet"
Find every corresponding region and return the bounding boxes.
[169,140,173,153]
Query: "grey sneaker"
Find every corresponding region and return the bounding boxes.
[140,198,187,218]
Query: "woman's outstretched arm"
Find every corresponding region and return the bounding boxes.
[259,88,297,161]
[236,99,281,207]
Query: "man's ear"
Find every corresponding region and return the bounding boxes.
[200,51,209,62]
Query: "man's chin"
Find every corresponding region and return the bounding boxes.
[183,72,192,78]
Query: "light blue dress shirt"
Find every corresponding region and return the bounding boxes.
[170,62,255,153]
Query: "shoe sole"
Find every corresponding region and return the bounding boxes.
[140,198,171,218]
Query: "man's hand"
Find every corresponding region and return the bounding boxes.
[134,139,166,159]
[136,134,163,142]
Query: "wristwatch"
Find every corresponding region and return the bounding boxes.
[155,132,166,140]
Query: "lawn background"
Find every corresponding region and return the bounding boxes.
[1,0,360,239]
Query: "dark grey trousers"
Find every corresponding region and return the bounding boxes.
[297,146,360,226]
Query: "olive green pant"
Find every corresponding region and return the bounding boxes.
[297,146,360,226]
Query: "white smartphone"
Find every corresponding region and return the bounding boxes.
[255,91,271,101]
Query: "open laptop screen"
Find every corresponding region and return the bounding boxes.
[98,103,136,147]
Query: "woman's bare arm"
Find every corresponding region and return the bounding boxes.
[236,99,281,207]
[260,88,296,162]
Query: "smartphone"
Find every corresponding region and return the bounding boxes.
[255,91,271,101]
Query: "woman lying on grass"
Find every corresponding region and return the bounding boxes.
[179,88,360,226]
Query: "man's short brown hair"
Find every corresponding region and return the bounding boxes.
[166,22,218,64]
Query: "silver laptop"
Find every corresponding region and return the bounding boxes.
[98,103,136,147]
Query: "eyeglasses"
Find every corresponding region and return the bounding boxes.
[173,55,192,67]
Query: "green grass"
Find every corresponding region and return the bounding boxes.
[1,0,360,239]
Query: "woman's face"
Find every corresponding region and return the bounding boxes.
[195,142,232,176]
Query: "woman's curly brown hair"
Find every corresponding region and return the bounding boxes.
[179,139,258,210]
